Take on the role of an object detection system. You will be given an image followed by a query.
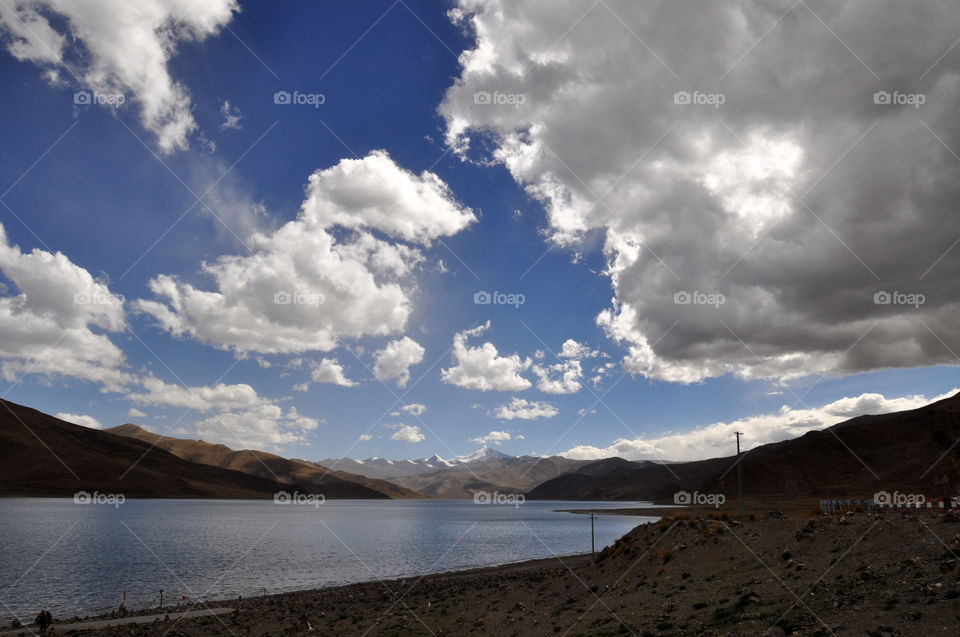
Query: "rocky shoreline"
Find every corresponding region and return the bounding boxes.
[8,510,960,636]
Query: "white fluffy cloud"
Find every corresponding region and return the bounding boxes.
[492,397,557,420]
[302,151,476,246]
[194,403,319,450]
[561,390,958,462]
[441,321,532,391]
[358,433,372,441]
[373,337,425,387]
[56,412,103,429]
[470,430,521,445]
[0,223,130,390]
[126,376,319,449]
[441,0,960,383]
[0,0,238,153]
[390,424,425,443]
[135,152,473,356]
[310,358,356,387]
[559,339,600,359]
[401,403,427,416]
[533,359,582,394]
[127,408,147,419]
[127,377,263,411]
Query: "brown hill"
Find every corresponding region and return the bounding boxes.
[528,392,960,501]
[0,399,296,498]
[106,424,422,499]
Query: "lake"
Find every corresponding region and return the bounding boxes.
[0,499,659,621]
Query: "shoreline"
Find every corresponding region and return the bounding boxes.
[4,553,599,635]
[7,511,957,635]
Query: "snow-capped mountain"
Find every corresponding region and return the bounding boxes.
[448,446,511,464]
[319,446,529,480]
[315,446,590,497]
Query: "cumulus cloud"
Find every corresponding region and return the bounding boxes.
[302,150,476,246]
[470,430,518,445]
[358,433,372,441]
[0,0,238,153]
[441,321,532,391]
[0,223,130,391]
[401,403,427,416]
[127,408,147,419]
[528,338,601,393]
[195,403,319,450]
[492,397,557,420]
[310,358,356,387]
[135,151,473,355]
[589,361,617,387]
[560,390,958,462]
[373,337,425,386]
[127,377,263,411]
[56,412,103,429]
[442,0,960,384]
[532,359,582,394]
[390,424,425,443]
[559,339,600,359]
[127,376,319,449]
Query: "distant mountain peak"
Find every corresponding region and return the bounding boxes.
[452,446,511,464]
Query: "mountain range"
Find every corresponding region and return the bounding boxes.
[319,447,591,499]
[318,446,514,479]
[3,391,959,503]
[106,424,422,499]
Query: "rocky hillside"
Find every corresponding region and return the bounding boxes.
[107,424,421,499]
[0,400,293,498]
[529,392,960,501]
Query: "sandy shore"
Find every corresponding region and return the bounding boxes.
[8,509,960,635]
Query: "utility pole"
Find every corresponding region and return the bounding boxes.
[735,432,744,515]
[589,513,597,562]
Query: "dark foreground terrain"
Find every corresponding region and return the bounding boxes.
[9,509,960,636]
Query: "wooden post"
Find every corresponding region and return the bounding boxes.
[590,513,596,562]
[735,432,744,515]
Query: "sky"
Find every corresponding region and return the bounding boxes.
[0,0,958,464]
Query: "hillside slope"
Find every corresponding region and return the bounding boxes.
[529,392,960,501]
[0,400,295,498]
[107,424,421,499]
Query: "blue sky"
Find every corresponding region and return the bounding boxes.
[0,0,957,462]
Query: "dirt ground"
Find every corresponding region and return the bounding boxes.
[9,509,960,636]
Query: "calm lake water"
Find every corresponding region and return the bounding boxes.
[0,499,658,621]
